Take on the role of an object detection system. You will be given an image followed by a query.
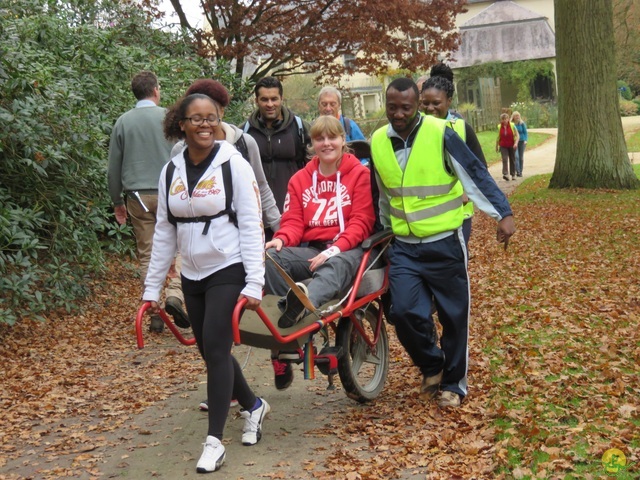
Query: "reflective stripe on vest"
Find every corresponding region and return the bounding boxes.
[371,116,463,237]
[449,119,475,219]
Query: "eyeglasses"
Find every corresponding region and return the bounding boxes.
[183,115,221,126]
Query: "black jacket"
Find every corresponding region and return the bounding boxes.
[242,107,310,211]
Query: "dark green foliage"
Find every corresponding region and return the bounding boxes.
[0,0,249,325]
[457,60,556,102]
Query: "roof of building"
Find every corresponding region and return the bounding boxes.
[450,0,555,69]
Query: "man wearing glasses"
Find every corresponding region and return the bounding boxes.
[107,71,189,333]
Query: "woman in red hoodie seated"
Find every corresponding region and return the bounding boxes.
[265,115,375,330]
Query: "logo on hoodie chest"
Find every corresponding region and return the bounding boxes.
[192,177,221,198]
[301,180,350,207]
[301,179,352,227]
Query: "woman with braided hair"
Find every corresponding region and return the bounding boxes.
[419,63,488,249]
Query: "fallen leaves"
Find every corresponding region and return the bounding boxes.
[0,258,202,479]
[0,182,638,478]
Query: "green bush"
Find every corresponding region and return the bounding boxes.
[619,99,639,116]
[510,101,558,128]
[0,0,249,325]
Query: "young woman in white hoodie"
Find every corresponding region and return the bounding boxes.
[142,93,269,474]
[170,79,281,233]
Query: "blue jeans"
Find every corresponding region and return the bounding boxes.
[516,141,526,175]
[387,232,469,397]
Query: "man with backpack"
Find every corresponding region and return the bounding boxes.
[241,76,311,390]
[242,76,310,220]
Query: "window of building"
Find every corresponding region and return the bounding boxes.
[343,54,356,70]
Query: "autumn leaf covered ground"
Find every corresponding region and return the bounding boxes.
[1,170,639,479]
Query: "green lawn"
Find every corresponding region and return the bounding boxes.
[476,164,640,478]
[476,131,553,166]
[626,129,640,152]
[471,125,640,166]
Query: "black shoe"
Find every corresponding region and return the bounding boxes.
[277,283,308,328]
[165,296,190,328]
[517,173,523,177]
[502,175,509,181]
[149,314,164,333]
[271,358,293,390]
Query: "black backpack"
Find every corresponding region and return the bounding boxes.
[234,134,250,163]
[165,160,237,235]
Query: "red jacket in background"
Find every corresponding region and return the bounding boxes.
[275,153,375,252]
[498,121,517,148]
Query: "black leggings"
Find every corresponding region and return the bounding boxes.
[182,263,257,439]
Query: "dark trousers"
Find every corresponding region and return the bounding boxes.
[388,233,469,397]
[500,146,516,177]
[182,264,257,439]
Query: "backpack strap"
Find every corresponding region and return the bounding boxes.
[293,115,307,169]
[343,117,352,139]
[166,160,238,234]
[165,161,177,227]
[220,160,238,228]
[294,115,304,144]
[235,135,250,162]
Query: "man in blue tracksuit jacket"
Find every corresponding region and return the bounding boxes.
[371,78,515,408]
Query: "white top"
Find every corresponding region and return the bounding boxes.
[144,141,265,301]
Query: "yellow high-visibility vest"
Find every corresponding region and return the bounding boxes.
[372,116,463,237]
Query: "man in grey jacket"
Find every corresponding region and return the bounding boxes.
[107,71,188,332]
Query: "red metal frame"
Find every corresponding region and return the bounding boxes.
[231,235,392,372]
[134,234,393,378]
[135,302,196,349]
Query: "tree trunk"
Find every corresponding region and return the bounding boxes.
[550,0,639,189]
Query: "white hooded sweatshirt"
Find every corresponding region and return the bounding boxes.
[144,141,264,302]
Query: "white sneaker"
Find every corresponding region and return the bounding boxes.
[240,398,270,446]
[196,435,225,473]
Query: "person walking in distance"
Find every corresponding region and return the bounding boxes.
[496,112,519,181]
[511,111,528,177]
[107,71,188,332]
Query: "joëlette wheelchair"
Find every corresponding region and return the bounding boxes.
[135,141,392,402]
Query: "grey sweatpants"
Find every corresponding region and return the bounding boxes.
[264,246,364,308]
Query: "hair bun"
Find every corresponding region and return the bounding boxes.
[430,62,454,83]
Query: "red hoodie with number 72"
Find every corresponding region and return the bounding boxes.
[274,153,375,253]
